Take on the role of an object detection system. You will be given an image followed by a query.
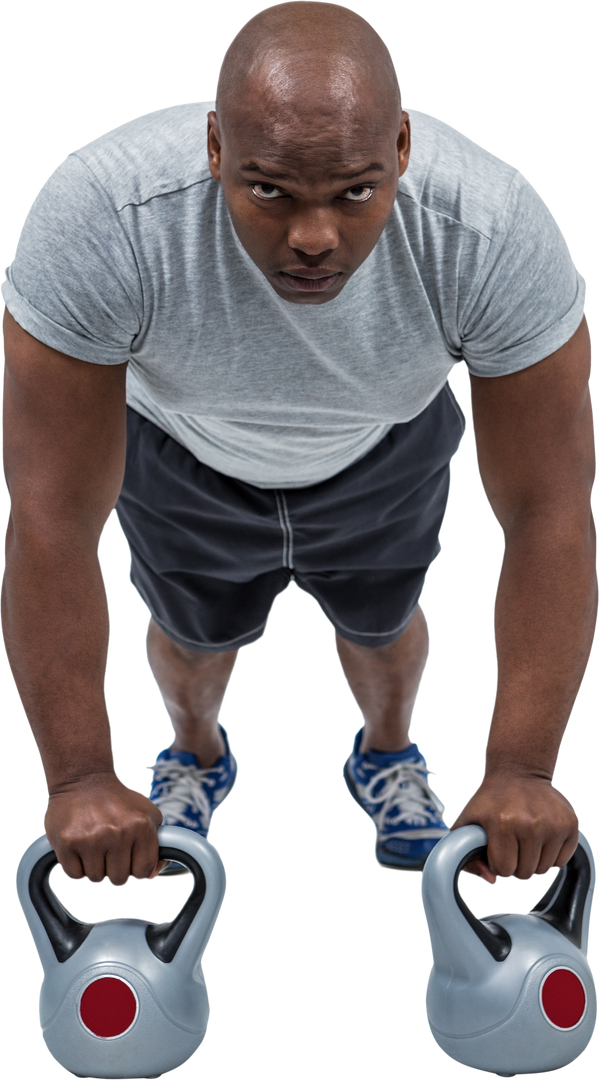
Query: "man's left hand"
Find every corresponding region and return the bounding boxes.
[451,774,578,884]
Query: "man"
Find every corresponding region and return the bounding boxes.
[2,2,594,885]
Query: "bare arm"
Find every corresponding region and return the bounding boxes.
[2,309,163,882]
[453,317,596,880]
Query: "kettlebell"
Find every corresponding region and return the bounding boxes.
[17,825,226,1079]
[422,825,595,1076]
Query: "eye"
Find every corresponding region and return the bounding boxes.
[252,183,285,200]
[341,185,374,203]
[250,181,374,202]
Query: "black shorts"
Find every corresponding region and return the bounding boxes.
[116,385,464,651]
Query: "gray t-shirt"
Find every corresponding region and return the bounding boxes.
[2,103,584,487]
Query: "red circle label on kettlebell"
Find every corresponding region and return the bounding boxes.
[79,976,139,1038]
[540,968,587,1030]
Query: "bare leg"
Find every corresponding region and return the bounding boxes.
[336,606,429,754]
[146,619,237,767]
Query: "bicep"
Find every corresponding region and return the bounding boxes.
[3,309,128,539]
[470,317,594,531]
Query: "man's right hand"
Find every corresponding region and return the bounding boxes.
[3,313,153,884]
[45,773,168,884]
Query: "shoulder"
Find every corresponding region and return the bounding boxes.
[398,110,522,238]
[70,102,215,211]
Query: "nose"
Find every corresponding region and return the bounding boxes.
[287,206,339,256]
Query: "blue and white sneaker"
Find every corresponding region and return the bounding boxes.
[344,730,448,870]
[149,725,237,874]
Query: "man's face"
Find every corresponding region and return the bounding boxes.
[207,73,410,305]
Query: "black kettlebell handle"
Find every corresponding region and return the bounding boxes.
[453,840,591,963]
[28,846,206,964]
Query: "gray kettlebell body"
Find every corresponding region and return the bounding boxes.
[422,825,595,1076]
[17,825,226,1079]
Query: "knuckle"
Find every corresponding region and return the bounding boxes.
[46,794,161,884]
[495,812,519,833]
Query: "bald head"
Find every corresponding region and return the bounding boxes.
[208,4,409,305]
[216,2,401,137]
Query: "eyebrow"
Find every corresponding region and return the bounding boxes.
[239,161,386,182]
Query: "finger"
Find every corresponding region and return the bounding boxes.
[105,844,134,886]
[555,831,580,868]
[463,857,496,884]
[58,855,85,881]
[532,829,577,878]
[536,848,563,875]
[149,860,171,878]
[46,833,84,885]
[131,833,161,879]
[486,832,519,878]
[54,842,102,885]
[77,846,108,883]
[513,835,544,879]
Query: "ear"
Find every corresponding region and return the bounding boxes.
[207,111,222,180]
[397,111,411,178]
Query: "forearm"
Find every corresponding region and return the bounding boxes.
[487,508,597,777]
[2,513,115,790]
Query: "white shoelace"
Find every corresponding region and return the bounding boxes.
[149,759,215,831]
[360,760,446,837]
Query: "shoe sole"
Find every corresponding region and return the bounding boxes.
[343,760,430,872]
[338,760,429,876]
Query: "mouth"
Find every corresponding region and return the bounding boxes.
[278,270,343,293]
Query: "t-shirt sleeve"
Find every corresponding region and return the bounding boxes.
[2,153,142,364]
[458,173,585,376]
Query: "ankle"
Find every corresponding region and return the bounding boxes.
[171,727,226,768]
[359,731,412,755]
